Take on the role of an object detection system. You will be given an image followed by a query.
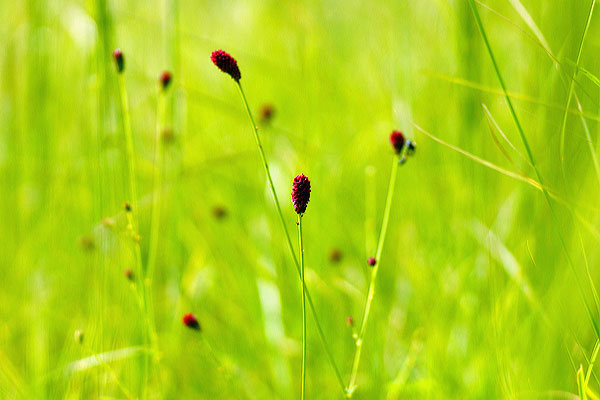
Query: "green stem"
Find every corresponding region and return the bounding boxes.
[117,73,153,399]
[559,0,595,174]
[346,157,399,396]
[235,82,346,395]
[298,215,306,400]
[147,89,165,283]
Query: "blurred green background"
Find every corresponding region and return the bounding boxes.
[2,0,600,398]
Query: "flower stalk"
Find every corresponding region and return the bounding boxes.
[346,133,413,396]
[211,48,344,394]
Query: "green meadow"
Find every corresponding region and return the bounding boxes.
[2,0,600,398]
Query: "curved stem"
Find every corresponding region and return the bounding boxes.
[347,157,399,396]
[298,215,306,400]
[236,82,346,395]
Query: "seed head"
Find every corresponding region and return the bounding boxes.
[291,174,311,214]
[113,49,125,73]
[389,130,405,153]
[211,49,241,82]
[124,269,134,281]
[183,313,201,330]
[159,71,172,90]
[367,257,376,267]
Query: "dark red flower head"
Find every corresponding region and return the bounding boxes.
[389,130,405,153]
[211,50,241,82]
[160,71,172,90]
[113,49,125,73]
[183,313,201,330]
[291,174,311,214]
[367,257,376,266]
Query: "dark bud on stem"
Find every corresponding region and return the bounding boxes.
[212,205,227,219]
[160,71,172,90]
[123,202,132,212]
[389,130,405,153]
[329,248,343,263]
[291,174,311,214]
[260,104,275,123]
[74,330,84,344]
[124,269,134,281]
[113,49,125,73]
[211,49,241,82]
[368,257,376,267]
[183,313,201,330]
[79,235,95,251]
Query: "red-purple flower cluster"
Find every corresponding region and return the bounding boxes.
[389,130,405,153]
[291,174,311,214]
[211,50,241,82]
[182,313,201,330]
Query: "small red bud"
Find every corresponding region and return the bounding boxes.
[367,257,376,267]
[159,71,172,90]
[113,49,125,73]
[389,130,405,153]
[124,269,134,281]
[183,313,201,330]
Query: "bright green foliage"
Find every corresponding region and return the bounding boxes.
[1,0,600,399]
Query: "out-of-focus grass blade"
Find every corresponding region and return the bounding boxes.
[471,220,534,303]
[507,0,552,55]
[578,365,588,400]
[579,66,600,88]
[65,346,152,374]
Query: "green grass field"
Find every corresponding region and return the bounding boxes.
[2,0,600,398]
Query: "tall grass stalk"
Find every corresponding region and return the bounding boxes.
[147,86,166,283]
[347,156,400,396]
[235,81,346,394]
[116,72,154,398]
[297,214,306,400]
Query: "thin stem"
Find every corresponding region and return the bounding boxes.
[559,0,596,174]
[298,215,306,400]
[236,82,346,395]
[147,89,165,283]
[346,157,399,396]
[117,73,153,399]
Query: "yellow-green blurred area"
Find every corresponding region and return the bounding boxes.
[2,0,600,398]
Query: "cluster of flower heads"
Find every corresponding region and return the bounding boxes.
[108,47,421,333]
